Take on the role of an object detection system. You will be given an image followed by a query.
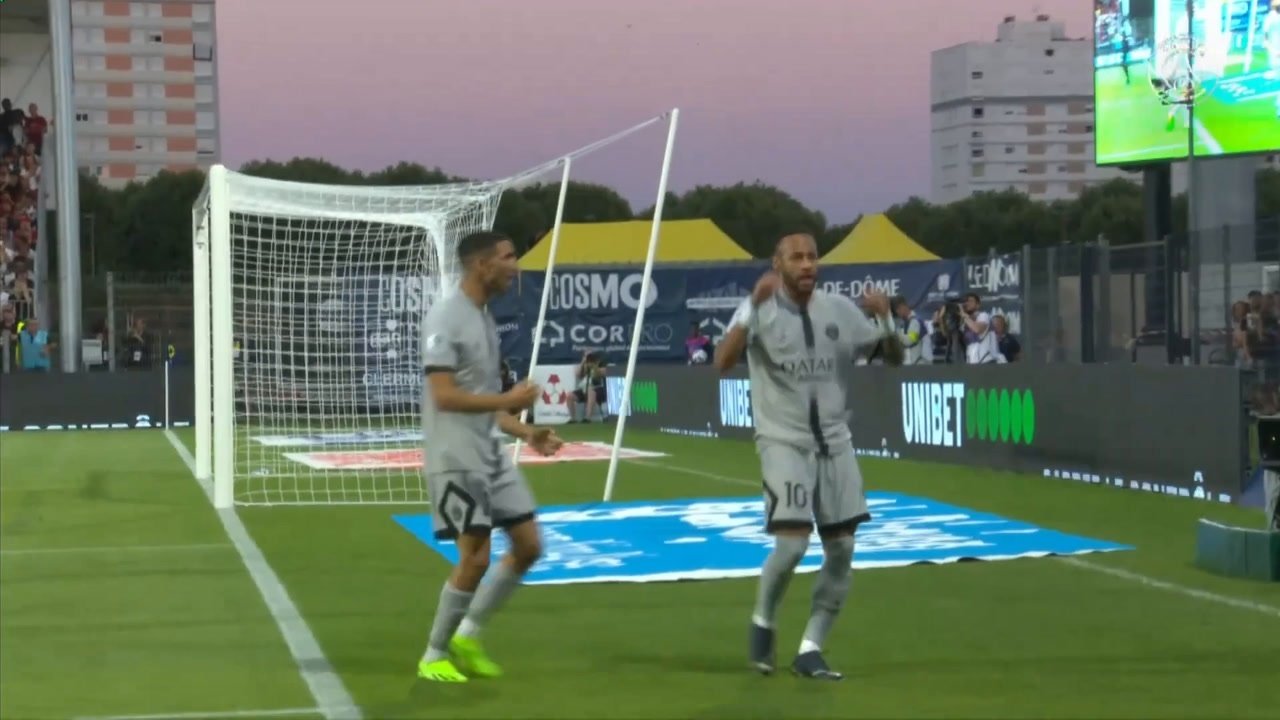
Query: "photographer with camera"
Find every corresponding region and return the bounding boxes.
[569,350,608,423]
[931,299,966,364]
[958,292,1000,364]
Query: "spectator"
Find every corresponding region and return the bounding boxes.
[992,314,1021,362]
[0,98,21,155]
[685,322,713,365]
[1231,300,1254,367]
[890,295,928,364]
[17,315,52,371]
[23,104,47,156]
[569,350,607,423]
[121,317,153,369]
[0,302,16,369]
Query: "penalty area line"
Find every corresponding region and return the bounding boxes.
[73,706,334,720]
[628,458,1280,622]
[162,430,362,720]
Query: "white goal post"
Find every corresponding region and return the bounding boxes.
[193,110,680,507]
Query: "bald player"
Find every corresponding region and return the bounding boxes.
[714,232,902,680]
[417,231,563,683]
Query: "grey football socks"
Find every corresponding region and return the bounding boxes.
[800,535,854,653]
[751,535,808,628]
[422,581,473,662]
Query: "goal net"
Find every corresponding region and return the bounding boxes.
[194,111,680,507]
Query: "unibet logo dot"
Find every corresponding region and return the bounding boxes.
[629,381,659,414]
[963,388,1035,445]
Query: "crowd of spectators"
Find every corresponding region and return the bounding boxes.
[1,98,50,371]
[1232,290,1280,414]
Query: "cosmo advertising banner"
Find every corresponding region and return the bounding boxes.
[518,269,689,364]
[964,252,1023,335]
[268,274,439,410]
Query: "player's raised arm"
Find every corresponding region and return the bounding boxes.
[714,270,780,374]
[844,291,905,366]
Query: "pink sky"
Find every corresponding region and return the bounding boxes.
[216,0,1091,223]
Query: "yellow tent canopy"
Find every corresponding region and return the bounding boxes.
[517,219,750,270]
[822,214,940,264]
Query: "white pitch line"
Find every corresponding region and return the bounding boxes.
[1,543,230,557]
[627,457,1280,621]
[162,430,361,720]
[74,706,330,720]
[1057,557,1280,619]
[1191,117,1224,155]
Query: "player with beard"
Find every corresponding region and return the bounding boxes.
[714,232,902,680]
[417,231,563,683]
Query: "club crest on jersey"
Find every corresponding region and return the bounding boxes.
[825,323,839,340]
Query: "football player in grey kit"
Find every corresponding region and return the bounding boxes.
[714,232,902,680]
[417,231,564,683]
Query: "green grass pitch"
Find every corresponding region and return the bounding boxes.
[2,426,1278,719]
[1094,56,1280,165]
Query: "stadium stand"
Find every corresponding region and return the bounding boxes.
[1,97,45,371]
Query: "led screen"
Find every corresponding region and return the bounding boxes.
[1094,0,1280,164]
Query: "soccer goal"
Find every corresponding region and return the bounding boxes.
[193,110,680,507]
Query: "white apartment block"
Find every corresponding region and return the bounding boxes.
[931,14,1127,205]
[69,0,219,187]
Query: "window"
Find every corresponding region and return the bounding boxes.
[1004,146,1015,154]
[93,166,105,177]
[972,107,985,119]
[971,70,984,79]
[971,130,983,138]
[197,136,217,155]
[193,44,214,62]
[72,1,90,16]
[971,164,985,177]
[148,137,168,153]
[1044,49,1055,57]
[196,84,215,103]
[196,111,215,130]
[193,5,214,22]
[148,32,164,44]
[133,55,164,72]
[134,110,150,125]
[971,148,985,158]
[151,110,166,125]
[76,112,91,122]
[195,60,214,78]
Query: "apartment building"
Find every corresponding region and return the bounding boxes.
[69,0,219,187]
[930,14,1127,205]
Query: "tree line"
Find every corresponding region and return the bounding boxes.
[59,157,1280,276]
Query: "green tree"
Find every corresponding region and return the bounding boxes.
[662,182,826,257]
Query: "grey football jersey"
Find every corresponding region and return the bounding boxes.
[744,289,886,453]
[421,293,505,474]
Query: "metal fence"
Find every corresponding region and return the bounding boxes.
[1021,217,1280,369]
[1,271,193,374]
